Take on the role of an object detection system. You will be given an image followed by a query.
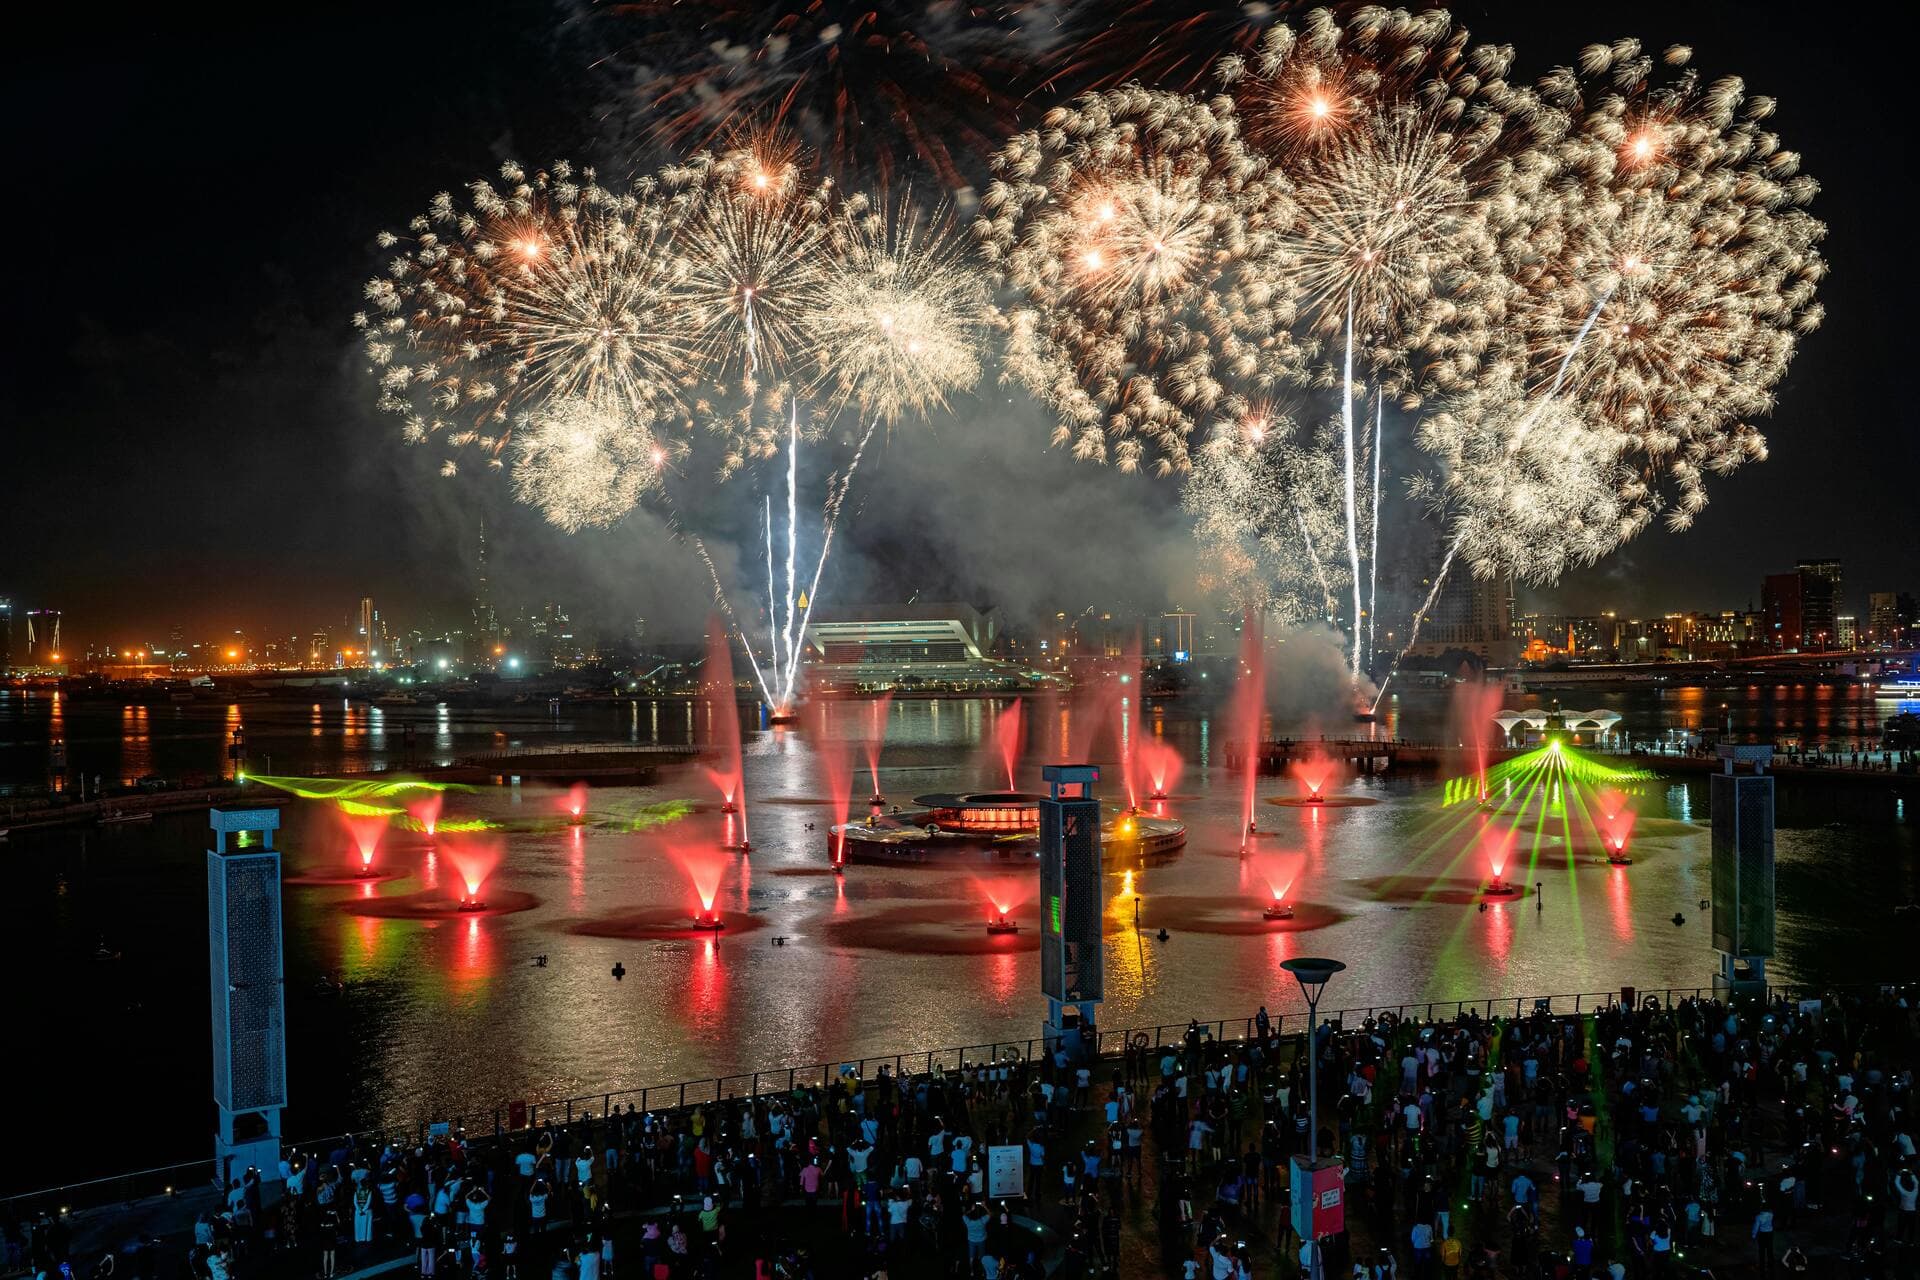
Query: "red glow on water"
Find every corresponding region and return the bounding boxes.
[340,812,386,868]
[443,835,502,901]
[566,781,589,819]
[408,793,443,837]
[674,849,728,913]
[994,702,1024,790]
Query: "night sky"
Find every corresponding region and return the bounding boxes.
[3,1,1913,645]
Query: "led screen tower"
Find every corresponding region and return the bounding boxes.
[1039,764,1103,1058]
[1710,745,1775,997]
[208,808,288,1184]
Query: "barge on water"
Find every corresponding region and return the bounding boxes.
[828,791,1185,868]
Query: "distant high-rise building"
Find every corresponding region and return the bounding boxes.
[1408,562,1518,665]
[1868,591,1906,647]
[1761,573,1802,652]
[357,596,374,663]
[1797,558,1842,650]
[473,518,498,642]
[0,596,12,672]
[1836,615,1858,648]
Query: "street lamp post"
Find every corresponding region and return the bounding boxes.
[1282,956,1347,1280]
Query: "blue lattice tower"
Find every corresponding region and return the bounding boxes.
[208,808,287,1185]
[1710,745,1775,997]
[1040,764,1103,1060]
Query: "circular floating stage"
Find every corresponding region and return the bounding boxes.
[829,792,1184,867]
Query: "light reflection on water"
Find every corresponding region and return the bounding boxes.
[1,690,1915,1183]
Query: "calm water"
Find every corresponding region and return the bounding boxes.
[1,685,1915,1191]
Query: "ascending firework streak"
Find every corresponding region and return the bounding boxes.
[1368,394,1381,665]
[1341,291,1361,677]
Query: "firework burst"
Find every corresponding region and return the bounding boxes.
[356,161,702,476]
[979,86,1302,476]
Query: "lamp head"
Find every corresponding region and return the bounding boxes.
[1281,956,1346,1004]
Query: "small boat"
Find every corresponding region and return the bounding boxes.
[98,811,155,826]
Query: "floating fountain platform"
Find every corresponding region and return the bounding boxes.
[828,791,1184,867]
[340,888,539,919]
[985,913,1021,935]
[1262,902,1295,921]
[1483,880,1520,899]
[690,912,727,931]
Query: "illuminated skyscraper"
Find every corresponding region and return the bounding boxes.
[1797,558,1842,650]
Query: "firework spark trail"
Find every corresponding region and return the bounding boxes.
[1372,534,1462,713]
[681,521,780,709]
[782,403,800,698]
[784,418,882,707]
[1341,289,1362,677]
[1368,393,1381,665]
[764,497,778,693]
[1294,502,1337,623]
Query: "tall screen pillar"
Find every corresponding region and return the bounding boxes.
[1040,764,1103,1060]
[209,807,288,1185]
[1710,746,1774,997]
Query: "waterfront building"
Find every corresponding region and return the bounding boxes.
[1797,557,1843,650]
[1761,572,1803,652]
[804,603,1051,692]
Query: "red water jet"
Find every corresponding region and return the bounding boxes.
[339,810,387,874]
[994,701,1025,791]
[973,875,1029,934]
[1482,827,1520,897]
[407,793,443,837]
[673,847,730,927]
[1253,852,1305,918]
[443,835,503,907]
[1232,614,1266,845]
[1138,736,1183,801]
[1288,749,1344,803]
[1450,680,1506,805]
[1597,788,1637,862]
[811,703,855,866]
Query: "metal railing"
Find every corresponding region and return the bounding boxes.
[0,981,1848,1217]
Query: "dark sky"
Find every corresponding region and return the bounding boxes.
[2,1,1913,648]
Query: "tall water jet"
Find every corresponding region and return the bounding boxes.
[862,692,894,806]
[811,703,856,868]
[1449,679,1506,806]
[1232,614,1266,848]
[1111,632,1144,809]
[701,617,750,852]
[564,781,589,824]
[1597,787,1637,863]
[993,701,1025,791]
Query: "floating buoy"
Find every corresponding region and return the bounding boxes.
[1671,913,1686,926]
[611,962,626,980]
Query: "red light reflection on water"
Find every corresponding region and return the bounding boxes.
[1608,863,1635,942]
[569,825,585,900]
[987,947,1020,1006]
[684,936,726,1027]
[1483,899,1513,969]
